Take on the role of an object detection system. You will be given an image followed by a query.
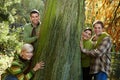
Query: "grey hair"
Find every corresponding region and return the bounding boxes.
[21,44,34,52]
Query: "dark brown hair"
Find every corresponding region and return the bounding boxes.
[84,27,92,35]
[93,20,104,28]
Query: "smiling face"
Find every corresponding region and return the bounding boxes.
[20,44,34,60]
[82,29,92,40]
[30,13,40,26]
[21,49,33,60]
[94,23,103,36]
[93,20,104,36]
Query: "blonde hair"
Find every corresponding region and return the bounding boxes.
[21,44,34,52]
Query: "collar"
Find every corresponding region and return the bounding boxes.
[19,55,29,62]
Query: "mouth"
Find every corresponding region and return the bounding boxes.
[27,57,31,60]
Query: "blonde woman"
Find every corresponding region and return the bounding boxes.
[2,44,44,80]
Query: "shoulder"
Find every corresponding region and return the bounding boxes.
[99,32,112,42]
[24,23,32,30]
[100,36,112,49]
[24,23,31,28]
[103,36,112,43]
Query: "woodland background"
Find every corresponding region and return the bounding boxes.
[0,0,120,80]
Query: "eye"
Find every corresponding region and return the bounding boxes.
[27,51,33,53]
[88,33,91,36]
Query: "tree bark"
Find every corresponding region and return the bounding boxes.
[32,0,85,80]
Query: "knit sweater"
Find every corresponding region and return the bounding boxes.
[81,40,93,67]
[2,54,35,80]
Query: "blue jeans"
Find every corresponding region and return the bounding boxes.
[5,74,18,80]
[94,72,108,80]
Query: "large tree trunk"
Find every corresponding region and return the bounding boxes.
[32,0,85,80]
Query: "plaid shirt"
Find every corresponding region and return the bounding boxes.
[82,36,112,76]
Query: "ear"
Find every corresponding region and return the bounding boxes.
[20,51,24,57]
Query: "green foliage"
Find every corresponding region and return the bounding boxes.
[0,0,45,25]
[0,8,9,21]
[0,0,45,55]
[0,22,23,56]
[0,0,21,22]
[21,0,44,22]
[110,54,120,80]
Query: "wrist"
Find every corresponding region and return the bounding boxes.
[82,49,86,53]
[33,68,37,72]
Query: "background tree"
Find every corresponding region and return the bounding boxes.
[21,0,44,23]
[32,0,85,80]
